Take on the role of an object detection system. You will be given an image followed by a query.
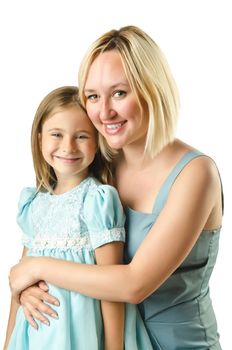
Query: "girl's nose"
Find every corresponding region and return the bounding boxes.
[62,137,77,154]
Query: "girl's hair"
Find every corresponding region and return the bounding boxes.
[31,86,113,192]
[78,25,180,159]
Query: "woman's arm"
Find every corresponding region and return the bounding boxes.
[95,242,124,350]
[10,157,222,304]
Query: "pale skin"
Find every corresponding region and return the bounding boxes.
[4,104,125,350]
[8,51,222,338]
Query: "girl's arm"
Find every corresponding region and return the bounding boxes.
[3,297,20,349]
[3,247,27,349]
[10,157,222,304]
[95,242,124,350]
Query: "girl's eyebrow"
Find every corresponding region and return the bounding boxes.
[47,128,63,132]
[47,128,92,134]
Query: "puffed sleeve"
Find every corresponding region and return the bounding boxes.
[83,185,126,249]
[16,187,37,248]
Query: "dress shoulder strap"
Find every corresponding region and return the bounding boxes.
[152,150,203,215]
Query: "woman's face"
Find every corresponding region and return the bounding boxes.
[84,50,148,150]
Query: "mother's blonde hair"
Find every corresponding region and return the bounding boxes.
[78,25,180,159]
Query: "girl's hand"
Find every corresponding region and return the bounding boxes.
[9,256,40,301]
[20,281,60,329]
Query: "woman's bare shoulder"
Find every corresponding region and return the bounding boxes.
[173,139,219,179]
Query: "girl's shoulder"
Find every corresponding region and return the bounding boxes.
[18,187,37,210]
[86,177,122,204]
[83,178,125,242]
[17,187,38,237]
[84,177,124,219]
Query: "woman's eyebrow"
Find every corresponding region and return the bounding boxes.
[85,83,128,92]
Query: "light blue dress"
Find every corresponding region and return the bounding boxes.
[8,177,152,350]
[125,151,222,349]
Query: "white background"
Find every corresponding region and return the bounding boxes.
[0,0,231,348]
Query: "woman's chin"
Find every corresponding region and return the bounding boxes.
[107,142,123,150]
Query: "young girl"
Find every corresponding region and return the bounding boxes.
[5,86,152,350]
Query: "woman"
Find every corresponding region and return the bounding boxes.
[9,26,223,349]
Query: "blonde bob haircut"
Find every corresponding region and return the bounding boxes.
[31,86,112,193]
[78,25,180,159]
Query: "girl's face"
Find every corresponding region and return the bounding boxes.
[40,105,97,186]
[84,50,148,151]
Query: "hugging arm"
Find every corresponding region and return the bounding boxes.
[11,158,221,311]
[18,244,125,349]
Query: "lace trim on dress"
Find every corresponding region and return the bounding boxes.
[23,227,125,252]
[23,232,92,252]
[90,227,126,248]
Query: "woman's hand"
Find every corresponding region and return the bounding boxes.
[20,281,60,329]
[9,256,40,301]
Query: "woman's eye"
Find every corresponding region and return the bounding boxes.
[87,94,98,102]
[113,90,126,98]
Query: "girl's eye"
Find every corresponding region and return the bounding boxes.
[76,134,88,139]
[113,90,126,98]
[51,133,62,138]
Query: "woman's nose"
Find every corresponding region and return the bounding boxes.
[99,100,117,121]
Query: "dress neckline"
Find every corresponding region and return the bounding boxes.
[47,177,91,198]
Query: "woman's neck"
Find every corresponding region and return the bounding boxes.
[119,143,153,171]
[119,138,184,171]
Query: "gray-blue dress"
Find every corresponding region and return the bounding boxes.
[125,151,222,349]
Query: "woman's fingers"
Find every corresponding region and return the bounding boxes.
[21,283,60,306]
[38,280,49,292]
[37,281,60,306]
[22,299,52,326]
[22,305,38,330]
[21,297,59,328]
[41,292,60,307]
[20,284,59,327]
[21,292,59,318]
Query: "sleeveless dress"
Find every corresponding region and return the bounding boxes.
[8,177,153,350]
[125,151,222,350]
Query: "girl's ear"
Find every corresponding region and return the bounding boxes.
[38,133,42,150]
